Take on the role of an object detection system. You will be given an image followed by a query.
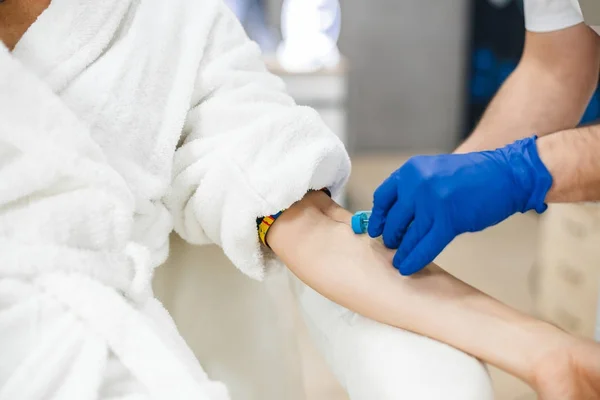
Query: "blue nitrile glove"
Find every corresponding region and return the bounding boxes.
[368,136,553,276]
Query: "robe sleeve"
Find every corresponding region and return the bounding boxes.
[165,2,351,280]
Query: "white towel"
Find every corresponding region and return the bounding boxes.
[0,0,350,398]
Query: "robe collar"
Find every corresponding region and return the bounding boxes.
[12,0,133,92]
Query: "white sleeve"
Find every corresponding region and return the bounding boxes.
[165,1,351,280]
[524,0,584,32]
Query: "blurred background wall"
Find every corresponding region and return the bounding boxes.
[266,0,470,153]
[262,0,600,153]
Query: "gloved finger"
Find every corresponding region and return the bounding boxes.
[394,225,449,276]
[382,200,414,249]
[368,176,398,238]
[393,213,433,264]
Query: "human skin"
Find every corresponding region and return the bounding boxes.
[268,190,600,399]
[0,0,51,50]
[456,22,600,204]
[6,3,600,398]
[266,17,600,399]
[456,23,600,154]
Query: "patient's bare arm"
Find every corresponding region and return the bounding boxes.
[267,190,600,399]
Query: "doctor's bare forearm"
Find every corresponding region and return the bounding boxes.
[537,123,600,203]
[266,191,572,387]
[457,24,600,154]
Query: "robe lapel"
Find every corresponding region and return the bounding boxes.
[12,0,134,92]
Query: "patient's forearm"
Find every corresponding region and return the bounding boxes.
[267,191,570,386]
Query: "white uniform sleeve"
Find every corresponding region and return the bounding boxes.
[524,0,584,32]
[165,2,351,280]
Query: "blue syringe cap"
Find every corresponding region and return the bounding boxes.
[351,211,372,234]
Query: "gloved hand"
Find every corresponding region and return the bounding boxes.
[368,136,553,275]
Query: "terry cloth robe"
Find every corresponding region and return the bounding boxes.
[0,0,493,399]
[0,0,347,398]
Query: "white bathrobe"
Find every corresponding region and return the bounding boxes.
[0,0,493,399]
[0,0,347,398]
